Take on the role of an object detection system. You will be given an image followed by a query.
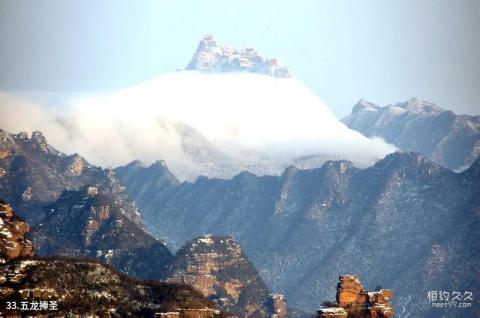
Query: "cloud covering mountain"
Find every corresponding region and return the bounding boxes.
[0,71,396,180]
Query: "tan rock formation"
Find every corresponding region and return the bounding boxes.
[167,234,274,318]
[336,275,367,307]
[266,294,288,318]
[317,275,394,318]
[0,199,34,264]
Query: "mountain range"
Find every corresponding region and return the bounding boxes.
[1,116,478,317]
[117,151,480,318]
[1,35,479,318]
[342,98,480,171]
[0,129,289,317]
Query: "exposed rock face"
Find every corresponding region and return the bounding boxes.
[336,275,366,307]
[266,294,288,318]
[342,98,480,170]
[0,199,34,264]
[31,185,173,280]
[334,275,394,318]
[0,129,140,225]
[187,34,292,78]
[167,234,276,318]
[122,152,480,318]
[0,258,219,317]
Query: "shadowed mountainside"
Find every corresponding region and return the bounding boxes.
[118,152,480,318]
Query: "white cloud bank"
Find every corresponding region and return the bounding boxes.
[0,72,396,180]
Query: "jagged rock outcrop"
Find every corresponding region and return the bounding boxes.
[0,199,33,264]
[342,98,480,170]
[31,185,173,280]
[0,129,140,225]
[121,152,480,318]
[187,34,292,78]
[317,275,393,318]
[0,258,220,317]
[167,234,281,318]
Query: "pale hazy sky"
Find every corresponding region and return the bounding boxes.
[0,0,479,117]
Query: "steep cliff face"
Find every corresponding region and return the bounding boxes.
[31,185,173,280]
[0,129,140,225]
[187,34,291,78]
[317,275,393,318]
[0,199,34,264]
[167,234,284,318]
[122,152,480,317]
[342,98,480,170]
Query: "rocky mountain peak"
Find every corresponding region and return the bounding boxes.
[373,151,443,178]
[63,153,89,176]
[30,130,47,146]
[351,98,380,114]
[186,34,292,78]
[167,234,279,318]
[342,99,480,170]
[153,159,168,168]
[397,98,443,114]
[16,130,60,155]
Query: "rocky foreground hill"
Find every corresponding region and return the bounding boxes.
[342,98,480,170]
[118,152,480,318]
[0,200,222,317]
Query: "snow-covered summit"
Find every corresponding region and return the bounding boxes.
[186,34,292,78]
